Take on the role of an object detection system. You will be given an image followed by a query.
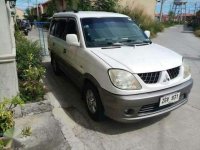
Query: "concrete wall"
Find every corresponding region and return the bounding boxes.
[0,1,18,101]
[119,0,157,19]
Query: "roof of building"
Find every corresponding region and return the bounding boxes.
[53,11,128,18]
[16,7,24,12]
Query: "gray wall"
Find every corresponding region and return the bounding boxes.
[0,1,18,101]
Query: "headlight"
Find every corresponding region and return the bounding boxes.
[108,69,142,90]
[183,59,191,79]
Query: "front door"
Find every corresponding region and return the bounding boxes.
[61,18,82,83]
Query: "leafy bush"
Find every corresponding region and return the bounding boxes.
[15,31,46,102]
[19,66,45,101]
[0,95,24,136]
[0,108,13,137]
[194,29,200,37]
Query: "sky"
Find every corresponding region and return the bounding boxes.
[16,0,200,14]
[156,0,200,14]
[16,0,47,10]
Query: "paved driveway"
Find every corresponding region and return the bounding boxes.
[39,25,200,150]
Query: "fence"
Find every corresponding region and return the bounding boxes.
[35,22,50,56]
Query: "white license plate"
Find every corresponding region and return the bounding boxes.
[159,92,180,107]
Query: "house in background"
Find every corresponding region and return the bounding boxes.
[119,0,157,19]
[31,0,68,17]
[16,8,24,19]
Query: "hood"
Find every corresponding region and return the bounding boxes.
[91,43,182,73]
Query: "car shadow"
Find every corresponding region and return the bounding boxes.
[43,61,169,135]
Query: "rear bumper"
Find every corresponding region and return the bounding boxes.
[98,79,193,123]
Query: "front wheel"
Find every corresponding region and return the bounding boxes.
[83,82,105,121]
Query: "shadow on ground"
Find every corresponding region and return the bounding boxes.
[43,61,169,135]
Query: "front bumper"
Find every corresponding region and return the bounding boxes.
[98,79,193,123]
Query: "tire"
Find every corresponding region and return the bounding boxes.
[51,56,61,75]
[83,82,105,121]
[24,30,28,36]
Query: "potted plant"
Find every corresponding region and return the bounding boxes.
[0,95,24,149]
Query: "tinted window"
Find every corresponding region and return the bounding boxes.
[54,20,67,38]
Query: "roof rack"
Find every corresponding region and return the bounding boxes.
[57,9,79,13]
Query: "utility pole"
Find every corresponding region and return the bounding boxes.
[194,2,197,15]
[28,0,30,9]
[159,0,165,22]
[0,0,18,101]
[36,0,39,19]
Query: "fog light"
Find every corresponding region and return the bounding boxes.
[124,109,134,115]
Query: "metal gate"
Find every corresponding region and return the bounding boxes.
[35,22,50,56]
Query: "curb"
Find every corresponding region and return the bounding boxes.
[47,92,88,150]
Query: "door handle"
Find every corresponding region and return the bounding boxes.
[63,48,66,53]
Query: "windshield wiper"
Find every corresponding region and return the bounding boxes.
[124,39,152,46]
[101,42,124,49]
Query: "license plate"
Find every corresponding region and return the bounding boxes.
[159,92,180,107]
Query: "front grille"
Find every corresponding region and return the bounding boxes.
[167,66,180,79]
[138,72,160,84]
[138,103,158,114]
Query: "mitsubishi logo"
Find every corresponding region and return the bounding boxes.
[163,73,170,82]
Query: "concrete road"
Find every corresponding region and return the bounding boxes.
[30,25,200,150]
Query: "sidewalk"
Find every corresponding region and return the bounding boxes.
[13,99,71,150]
[12,57,85,149]
[11,30,85,150]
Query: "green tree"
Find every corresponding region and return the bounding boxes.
[24,8,34,22]
[25,8,31,17]
[93,0,118,12]
[66,0,73,10]
[46,0,57,17]
[78,0,92,11]
[168,11,175,22]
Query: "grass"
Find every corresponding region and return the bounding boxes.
[117,7,179,38]
[194,29,200,37]
[21,126,32,137]
[192,25,200,37]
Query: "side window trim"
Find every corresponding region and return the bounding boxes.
[50,20,56,36]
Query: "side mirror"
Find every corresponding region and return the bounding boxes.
[66,34,80,47]
[144,30,151,38]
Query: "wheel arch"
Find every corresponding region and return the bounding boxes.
[81,73,101,98]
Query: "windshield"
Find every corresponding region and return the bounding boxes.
[81,17,150,48]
